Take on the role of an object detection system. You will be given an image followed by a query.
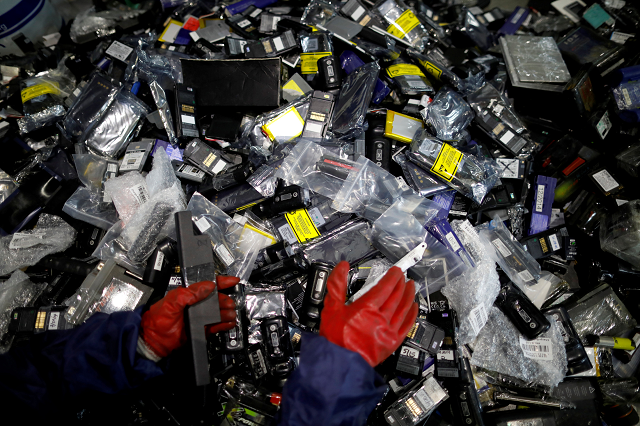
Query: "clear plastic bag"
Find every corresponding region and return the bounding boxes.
[104,171,150,225]
[375,0,428,51]
[471,308,568,389]
[146,146,184,200]
[69,7,145,43]
[63,75,119,139]
[0,214,77,276]
[82,89,151,158]
[298,219,378,265]
[477,214,542,289]
[501,35,571,84]
[73,153,111,193]
[245,291,286,344]
[274,139,346,199]
[409,131,499,204]
[331,62,380,138]
[600,200,640,268]
[188,193,272,281]
[62,186,120,230]
[567,284,637,341]
[149,81,178,146]
[423,87,474,141]
[0,171,16,204]
[0,271,45,354]
[125,40,183,84]
[91,220,146,275]
[332,155,414,216]
[616,145,640,178]
[461,8,494,51]
[467,83,526,135]
[394,150,449,197]
[301,0,339,26]
[247,165,279,198]
[372,196,467,293]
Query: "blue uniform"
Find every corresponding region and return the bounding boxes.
[0,308,386,425]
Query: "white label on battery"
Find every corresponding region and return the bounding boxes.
[168,275,182,286]
[108,163,118,173]
[468,6,483,14]
[307,207,326,227]
[597,111,612,139]
[519,336,553,360]
[500,130,515,144]
[610,31,634,44]
[278,223,298,244]
[401,345,419,359]
[535,184,545,213]
[408,78,427,89]
[352,5,365,21]
[468,304,488,335]
[105,41,133,62]
[617,199,628,206]
[120,151,145,171]
[548,234,561,252]
[414,388,435,411]
[445,232,461,252]
[304,121,323,135]
[492,239,511,257]
[73,88,81,97]
[9,231,46,249]
[195,216,211,233]
[273,36,285,52]
[622,88,633,106]
[154,251,165,271]
[48,312,60,330]
[407,99,420,105]
[511,7,525,23]
[250,8,262,17]
[484,12,496,22]
[592,169,619,193]
[437,349,455,361]
[519,269,535,283]
[238,19,251,28]
[215,244,235,266]
[129,184,149,206]
[181,114,196,125]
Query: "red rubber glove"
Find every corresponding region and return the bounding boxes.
[138,276,239,361]
[319,261,419,367]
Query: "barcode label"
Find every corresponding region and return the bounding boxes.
[445,232,461,252]
[548,234,560,251]
[195,216,210,233]
[307,207,326,227]
[153,251,165,271]
[215,244,235,266]
[129,184,149,207]
[518,269,535,283]
[105,41,133,62]
[535,185,545,212]
[492,239,511,257]
[278,223,297,244]
[120,151,145,171]
[468,304,488,335]
[623,88,632,106]
[519,336,553,360]
[48,312,60,330]
[237,19,251,28]
[592,169,619,193]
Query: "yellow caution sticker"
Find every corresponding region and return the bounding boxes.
[300,52,331,74]
[430,143,463,182]
[285,209,320,243]
[282,79,304,96]
[418,59,443,81]
[386,9,420,39]
[261,106,305,142]
[21,82,60,103]
[387,63,425,78]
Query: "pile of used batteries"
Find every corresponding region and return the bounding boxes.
[1,0,640,424]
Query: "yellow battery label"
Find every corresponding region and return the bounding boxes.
[431,143,463,182]
[418,60,443,80]
[261,106,305,142]
[300,52,331,74]
[387,64,425,78]
[21,82,60,103]
[387,9,420,39]
[285,209,320,243]
[203,153,217,167]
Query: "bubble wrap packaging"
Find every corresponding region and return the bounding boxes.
[104,171,150,225]
[62,186,120,230]
[442,220,500,345]
[424,87,474,141]
[0,214,77,276]
[0,271,45,354]
[471,307,568,389]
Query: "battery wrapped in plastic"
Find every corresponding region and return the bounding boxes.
[460,8,495,51]
[477,214,541,289]
[567,284,637,341]
[124,36,183,84]
[471,307,568,389]
[394,151,449,197]
[301,0,339,26]
[188,193,272,281]
[73,153,112,193]
[149,81,178,146]
[0,214,77,276]
[91,220,146,275]
[81,89,151,158]
[0,271,45,354]
[274,139,346,199]
[18,105,67,135]
[422,87,474,142]
[409,131,499,204]
[600,200,640,269]
[372,196,467,293]
[467,83,526,135]
[62,186,119,230]
[298,219,378,265]
[63,75,119,139]
[0,171,16,204]
[246,291,287,343]
[441,220,500,345]
[331,62,380,138]
[332,156,414,216]
[247,165,279,198]
[104,171,149,225]
[69,7,146,43]
[375,0,429,52]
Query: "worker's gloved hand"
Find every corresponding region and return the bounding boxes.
[319,261,419,367]
[137,276,239,362]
